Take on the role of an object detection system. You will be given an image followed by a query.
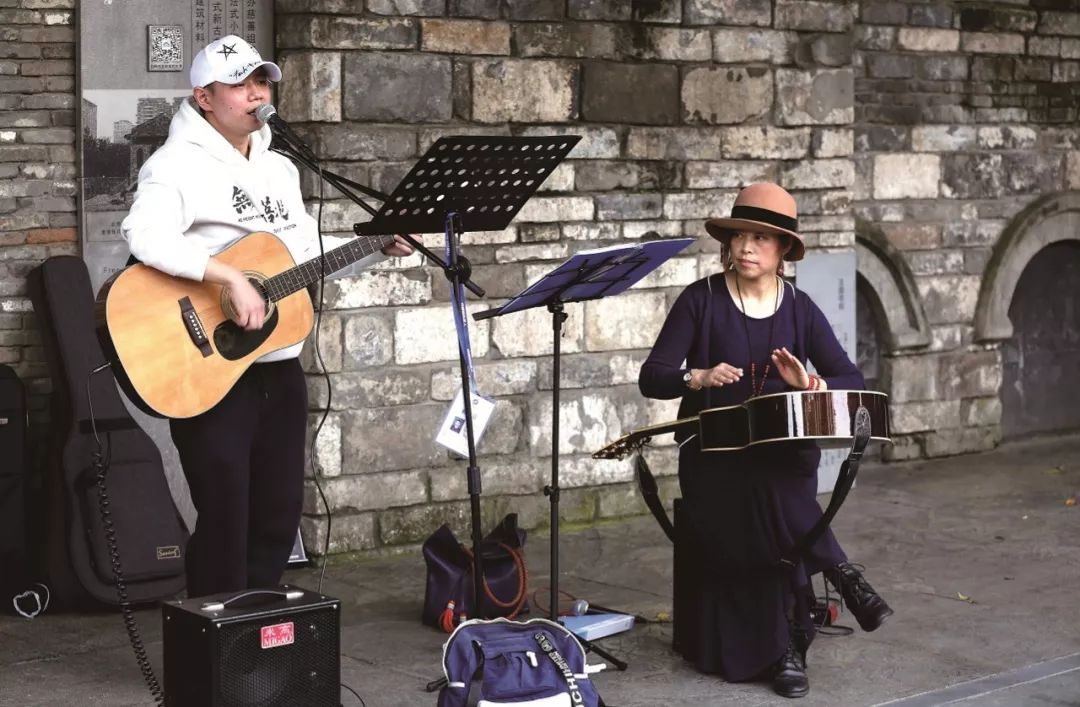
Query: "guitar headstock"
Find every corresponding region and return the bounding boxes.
[592,430,652,460]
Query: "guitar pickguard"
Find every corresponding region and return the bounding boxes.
[213,307,279,361]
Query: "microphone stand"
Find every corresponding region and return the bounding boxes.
[270,135,489,616]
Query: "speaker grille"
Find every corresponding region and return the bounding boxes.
[215,607,339,707]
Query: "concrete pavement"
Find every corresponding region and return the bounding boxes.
[2,433,1079,706]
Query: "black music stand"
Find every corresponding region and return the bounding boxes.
[354,135,581,616]
[475,237,694,667]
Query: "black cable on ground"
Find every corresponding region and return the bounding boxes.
[341,682,368,706]
[87,367,164,705]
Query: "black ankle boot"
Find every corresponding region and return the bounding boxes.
[825,562,894,632]
[772,639,809,698]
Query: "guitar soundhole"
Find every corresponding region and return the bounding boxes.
[219,273,276,323]
[213,308,279,361]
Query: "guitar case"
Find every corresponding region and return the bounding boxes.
[27,255,188,606]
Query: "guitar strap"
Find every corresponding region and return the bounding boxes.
[634,455,675,543]
[779,405,872,569]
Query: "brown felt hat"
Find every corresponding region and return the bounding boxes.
[705,182,805,261]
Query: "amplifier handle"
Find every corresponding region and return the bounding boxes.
[200,588,305,613]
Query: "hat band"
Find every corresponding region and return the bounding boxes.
[730,205,798,234]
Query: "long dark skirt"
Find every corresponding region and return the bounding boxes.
[677,439,847,681]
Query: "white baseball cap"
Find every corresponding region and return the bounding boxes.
[190,34,281,89]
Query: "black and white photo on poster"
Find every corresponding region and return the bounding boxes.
[81,88,191,291]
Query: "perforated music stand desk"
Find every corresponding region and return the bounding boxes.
[355,134,581,623]
[473,238,694,656]
[353,135,580,236]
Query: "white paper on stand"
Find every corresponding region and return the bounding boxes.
[435,388,496,457]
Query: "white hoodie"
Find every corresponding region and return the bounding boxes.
[121,98,382,362]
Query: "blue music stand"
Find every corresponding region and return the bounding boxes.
[478,239,695,319]
[474,237,693,667]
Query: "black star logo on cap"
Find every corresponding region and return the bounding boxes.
[217,43,237,60]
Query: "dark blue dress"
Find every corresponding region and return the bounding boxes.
[639,274,865,682]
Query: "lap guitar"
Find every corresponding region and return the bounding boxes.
[594,389,891,460]
[96,230,395,419]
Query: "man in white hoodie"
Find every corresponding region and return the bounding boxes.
[122,35,415,597]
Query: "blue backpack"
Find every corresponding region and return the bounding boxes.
[438,617,606,706]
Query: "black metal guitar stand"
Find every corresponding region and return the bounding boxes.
[475,238,693,670]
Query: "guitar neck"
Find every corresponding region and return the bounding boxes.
[263,233,397,302]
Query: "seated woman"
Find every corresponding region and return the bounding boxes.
[639,182,893,698]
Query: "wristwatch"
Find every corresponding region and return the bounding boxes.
[683,370,697,390]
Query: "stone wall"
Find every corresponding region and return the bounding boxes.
[0,0,76,441]
[853,1,1080,460]
[275,0,860,553]
[2,1,1079,556]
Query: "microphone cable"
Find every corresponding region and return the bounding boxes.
[341,682,369,706]
[291,125,371,707]
[85,363,165,705]
[263,114,335,593]
[308,158,334,596]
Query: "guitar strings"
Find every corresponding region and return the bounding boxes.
[265,234,396,303]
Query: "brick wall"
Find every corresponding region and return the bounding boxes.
[0,0,76,440]
[275,0,860,553]
[853,1,1080,460]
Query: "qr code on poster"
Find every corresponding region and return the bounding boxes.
[148,25,183,72]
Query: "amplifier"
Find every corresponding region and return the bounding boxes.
[162,586,340,707]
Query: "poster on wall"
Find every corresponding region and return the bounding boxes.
[78,1,273,528]
[796,250,858,495]
[79,0,272,296]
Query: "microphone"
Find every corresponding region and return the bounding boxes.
[569,599,589,616]
[255,103,317,163]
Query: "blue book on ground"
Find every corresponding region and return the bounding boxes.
[558,612,635,641]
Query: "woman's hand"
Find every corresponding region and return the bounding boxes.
[382,234,420,257]
[771,347,812,390]
[692,362,743,388]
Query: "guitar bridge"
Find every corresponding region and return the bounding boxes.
[179,296,212,358]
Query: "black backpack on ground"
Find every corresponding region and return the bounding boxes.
[27,255,188,606]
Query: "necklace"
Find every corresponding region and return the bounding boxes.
[734,273,781,399]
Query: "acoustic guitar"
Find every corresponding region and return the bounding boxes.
[593,389,891,460]
[95,230,395,419]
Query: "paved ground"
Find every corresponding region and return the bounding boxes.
[2,434,1079,706]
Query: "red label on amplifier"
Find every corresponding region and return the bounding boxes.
[260,621,295,649]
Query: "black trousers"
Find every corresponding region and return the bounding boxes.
[169,358,307,597]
